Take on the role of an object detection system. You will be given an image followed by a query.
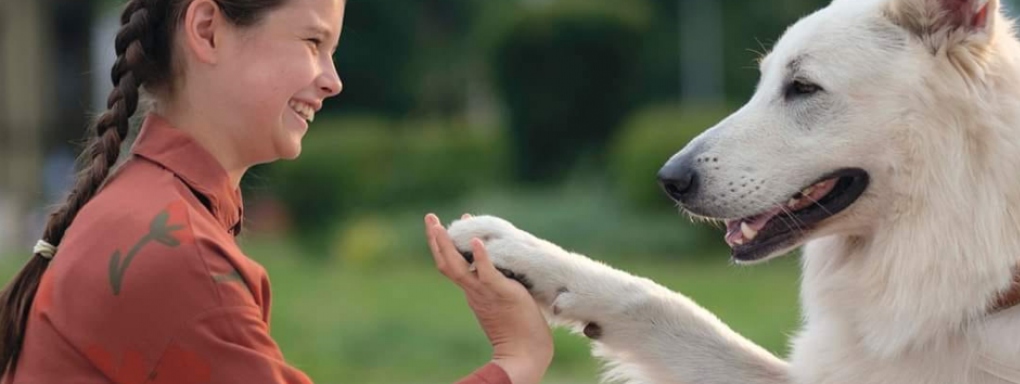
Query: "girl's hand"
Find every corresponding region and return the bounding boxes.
[425,213,554,384]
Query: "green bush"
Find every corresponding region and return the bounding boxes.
[264,116,507,257]
[452,180,724,260]
[490,1,649,183]
[609,103,732,211]
[320,177,731,267]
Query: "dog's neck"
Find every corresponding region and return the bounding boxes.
[802,232,1020,357]
[803,151,1020,356]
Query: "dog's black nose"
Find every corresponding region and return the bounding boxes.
[657,162,698,202]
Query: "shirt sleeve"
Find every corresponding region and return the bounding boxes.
[455,362,512,384]
[149,305,313,384]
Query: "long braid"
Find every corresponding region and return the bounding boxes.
[0,0,289,377]
[0,0,154,376]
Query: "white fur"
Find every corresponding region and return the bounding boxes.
[447,0,1020,382]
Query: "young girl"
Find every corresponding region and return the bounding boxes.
[0,0,552,383]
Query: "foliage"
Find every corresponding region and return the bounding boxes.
[260,116,507,257]
[320,175,731,269]
[609,103,733,211]
[490,0,650,183]
[718,0,831,103]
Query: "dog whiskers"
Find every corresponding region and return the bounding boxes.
[805,195,837,218]
[776,204,808,236]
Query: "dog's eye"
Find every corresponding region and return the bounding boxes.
[785,80,822,99]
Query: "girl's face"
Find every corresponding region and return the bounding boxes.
[212,0,344,164]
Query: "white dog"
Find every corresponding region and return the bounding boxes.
[447,0,1020,382]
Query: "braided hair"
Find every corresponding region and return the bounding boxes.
[0,0,286,376]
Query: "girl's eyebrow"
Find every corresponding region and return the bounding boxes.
[305,25,330,38]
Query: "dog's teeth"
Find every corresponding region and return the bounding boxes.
[734,237,745,246]
[740,222,758,241]
[802,186,815,196]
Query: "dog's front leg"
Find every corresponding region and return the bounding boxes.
[448,216,790,384]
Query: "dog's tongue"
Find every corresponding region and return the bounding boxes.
[725,206,784,247]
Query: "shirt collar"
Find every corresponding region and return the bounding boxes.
[131,113,243,234]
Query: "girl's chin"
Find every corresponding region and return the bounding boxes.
[278,138,303,160]
[278,115,307,159]
[270,132,304,161]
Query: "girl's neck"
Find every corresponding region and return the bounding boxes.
[151,102,248,188]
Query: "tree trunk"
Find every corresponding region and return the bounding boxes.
[0,0,50,255]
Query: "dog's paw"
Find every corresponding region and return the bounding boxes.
[446,216,567,297]
[447,216,624,332]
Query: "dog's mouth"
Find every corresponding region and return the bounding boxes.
[722,168,869,262]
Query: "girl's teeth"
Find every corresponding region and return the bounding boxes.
[289,101,315,123]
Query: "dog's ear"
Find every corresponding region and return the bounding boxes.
[888,0,997,38]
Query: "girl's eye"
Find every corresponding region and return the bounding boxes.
[306,38,322,50]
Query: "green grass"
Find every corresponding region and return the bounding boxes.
[0,241,801,384]
[241,240,801,383]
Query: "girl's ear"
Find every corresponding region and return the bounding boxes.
[181,0,225,64]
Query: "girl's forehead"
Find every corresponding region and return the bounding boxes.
[267,0,345,33]
[277,0,345,20]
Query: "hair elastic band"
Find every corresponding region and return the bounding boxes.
[33,240,57,260]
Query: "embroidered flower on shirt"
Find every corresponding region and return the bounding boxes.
[108,201,192,295]
[85,343,212,384]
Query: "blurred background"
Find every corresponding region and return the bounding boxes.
[4,0,1019,382]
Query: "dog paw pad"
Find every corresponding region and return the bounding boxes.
[495,267,533,290]
[583,322,603,339]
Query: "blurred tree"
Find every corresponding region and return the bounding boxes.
[491,1,650,183]
[327,1,419,117]
[718,0,829,103]
[636,0,681,104]
[325,0,499,122]
[1,0,79,249]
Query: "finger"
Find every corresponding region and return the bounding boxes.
[434,223,479,288]
[424,214,445,269]
[424,213,441,240]
[427,228,446,272]
[471,238,501,284]
[424,213,439,226]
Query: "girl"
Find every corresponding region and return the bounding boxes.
[0,0,552,383]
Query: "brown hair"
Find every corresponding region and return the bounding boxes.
[0,0,287,376]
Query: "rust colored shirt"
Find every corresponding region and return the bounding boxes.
[3,114,509,384]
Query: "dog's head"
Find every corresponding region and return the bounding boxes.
[660,0,1007,262]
